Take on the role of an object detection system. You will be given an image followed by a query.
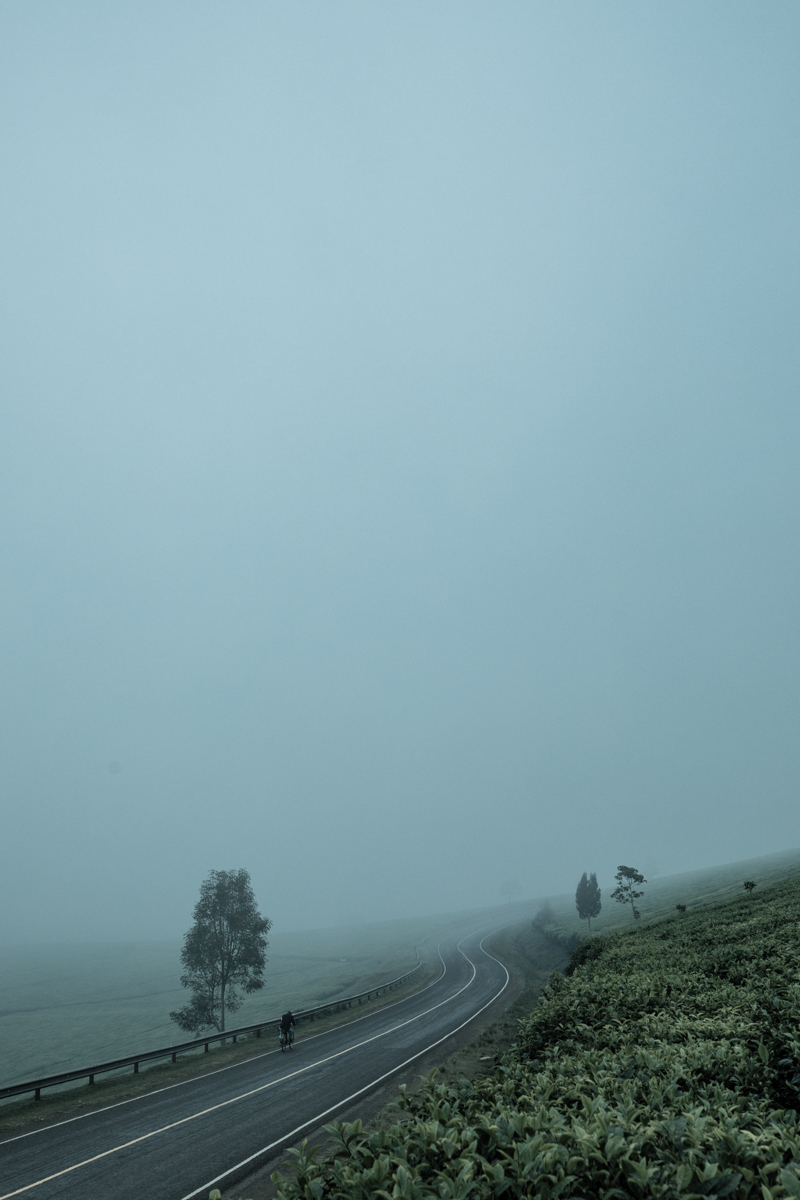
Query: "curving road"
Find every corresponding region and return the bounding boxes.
[0,919,511,1200]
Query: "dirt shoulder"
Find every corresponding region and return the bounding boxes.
[228,921,569,1200]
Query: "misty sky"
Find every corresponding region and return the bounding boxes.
[2,3,799,942]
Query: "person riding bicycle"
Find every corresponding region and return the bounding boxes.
[279,1010,295,1045]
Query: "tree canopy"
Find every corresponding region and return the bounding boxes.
[610,864,646,921]
[170,868,271,1034]
[575,871,602,931]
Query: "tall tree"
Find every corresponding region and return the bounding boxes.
[170,869,272,1034]
[610,864,646,921]
[575,872,602,931]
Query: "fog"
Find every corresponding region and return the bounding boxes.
[2,3,798,943]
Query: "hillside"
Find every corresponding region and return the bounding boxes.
[538,846,800,941]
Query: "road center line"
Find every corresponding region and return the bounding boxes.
[0,940,481,1200]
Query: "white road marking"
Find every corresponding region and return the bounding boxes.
[0,933,504,1200]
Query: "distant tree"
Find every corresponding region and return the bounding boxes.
[743,881,757,896]
[531,903,555,934]
[170,869,271,1034]
[500,879,523,904]
[675,904,686,913]
[530,903,579,952]
[611,864,647,921]
[575,872,602,932]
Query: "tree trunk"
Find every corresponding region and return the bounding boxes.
[220,982,226,1032]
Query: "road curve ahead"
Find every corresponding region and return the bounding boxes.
[0,919,511,1200]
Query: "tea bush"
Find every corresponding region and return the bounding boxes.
[271,878,800,1200]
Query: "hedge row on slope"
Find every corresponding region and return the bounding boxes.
[271,878,800,1200]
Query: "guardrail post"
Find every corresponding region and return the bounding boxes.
[256,1028,261,1038]
[134,1062,139,1074]
[89,1075,95,1086]
[204,1042,209,1052]
[171,1053,177,1063]
[34,1088,41,1101]
[233,1035,237,1043]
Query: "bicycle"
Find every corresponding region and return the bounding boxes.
[279,1025,294,1051]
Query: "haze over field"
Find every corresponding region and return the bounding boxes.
[2,4,799,944]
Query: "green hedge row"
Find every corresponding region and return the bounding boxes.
[270,878,800,1200]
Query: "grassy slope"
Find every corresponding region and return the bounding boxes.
[270,872,800,1200]
[0,915,447,1091]
[540,845,800,941]
[0,960,446,1136]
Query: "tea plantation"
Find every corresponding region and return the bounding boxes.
[270,878,800,1200]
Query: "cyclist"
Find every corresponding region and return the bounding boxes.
[279,1010,295,1049]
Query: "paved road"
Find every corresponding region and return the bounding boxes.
[0,918,511,1200]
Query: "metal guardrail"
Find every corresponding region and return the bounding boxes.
[0,958,422,1103]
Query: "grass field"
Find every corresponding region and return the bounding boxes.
[0,912,458,1091]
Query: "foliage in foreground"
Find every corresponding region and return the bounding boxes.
[272,877,800,1200]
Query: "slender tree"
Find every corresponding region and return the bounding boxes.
[610,864,647,921]
[743,880,757,896]
[575,872,602,932]
[170,869,272,1034]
